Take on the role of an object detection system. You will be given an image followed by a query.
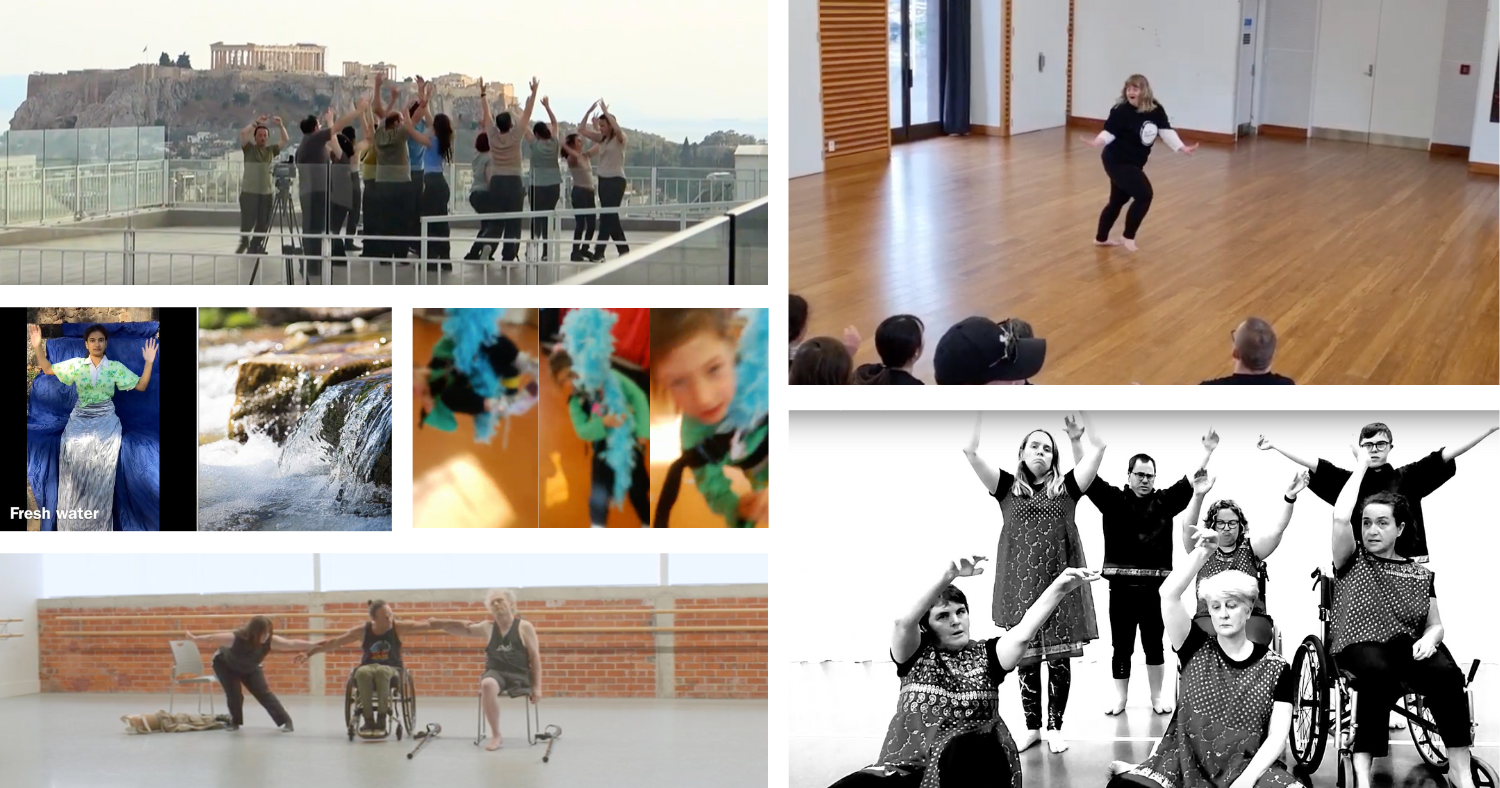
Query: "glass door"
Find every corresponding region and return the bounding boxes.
[890,0,941,144]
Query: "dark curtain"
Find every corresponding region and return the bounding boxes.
[939,0,971,134]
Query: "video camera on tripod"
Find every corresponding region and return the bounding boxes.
[245,154,306,285]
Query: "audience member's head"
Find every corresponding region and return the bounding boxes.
[299,115,319,135]
[855,315,924,384]
[1231,317,1277,373]
[790,337,853,385]
[933,317,1046,385]
[790,294,808,345]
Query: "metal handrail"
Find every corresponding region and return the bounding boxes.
[553,216,732,285]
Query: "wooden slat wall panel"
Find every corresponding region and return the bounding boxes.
[819,0,890,165]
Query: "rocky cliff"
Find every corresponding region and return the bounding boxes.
[11,65,515,131]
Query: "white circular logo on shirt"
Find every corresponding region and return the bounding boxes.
[1140,121,1159,146]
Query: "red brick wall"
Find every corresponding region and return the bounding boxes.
[38,595,766,699]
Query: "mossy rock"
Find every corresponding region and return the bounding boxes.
[228,353,392,445]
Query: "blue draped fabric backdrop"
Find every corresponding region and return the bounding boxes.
[26,322,162,531]
[940,0,972,134]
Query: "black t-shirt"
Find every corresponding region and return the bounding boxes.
[1102,101,1172,168]
[1200,373,1296,385]
[1309,450,1455,561]
[1176,625,1295,704]
[296,128,335,194]
[854,363,924,385]
[1086,476,1193,576]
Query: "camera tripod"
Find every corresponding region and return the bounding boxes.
[247,177,305,285]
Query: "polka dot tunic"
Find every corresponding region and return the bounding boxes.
[1126,627,1298,788]
[1194,541,1268,617]
[990,469,1098,663]
[873,638,1022,788]
[1331,547,1433,653]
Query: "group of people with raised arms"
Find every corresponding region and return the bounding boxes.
[235,71,629,270]
[179,589,540,749]
[830,414,1496,788]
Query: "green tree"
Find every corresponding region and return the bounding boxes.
[175,53,192,69]
[158,52,172,66]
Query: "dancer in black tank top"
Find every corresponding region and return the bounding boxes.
[183,616,318,731]
[432,589,542,751]
[1078,74,1198,252]
[299,600,442,732]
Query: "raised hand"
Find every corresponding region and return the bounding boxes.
[1351,442,1376,467]
[965,413,982,454]
[1202,427,1219,452]
[1053,567,1102,593]
[271,116,282,125]
[528,76,540,94]
[27,324,41,349]
[1189,524,1218,549]
[950,556,988,578]
[1287,469,1310,498]
[1255,435,1274,451]
[541,95,550,108]
[141,337,158,363]
[1191,469,1215,496]
[1062,414,1084,441]
[257,114,269,124]
[477,76,484,92]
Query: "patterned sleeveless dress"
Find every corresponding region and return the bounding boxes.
[990,469,1098,663]
[1330,547,1431,653]
[1124,627,1298,788]
[869,638,1021,788]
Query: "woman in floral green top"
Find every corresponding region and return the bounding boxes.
[28,323,157,531]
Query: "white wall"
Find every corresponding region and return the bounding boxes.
[784,411,1500,665]
[790,0,825,178]
[0,554,42,698]
[1471,0,1500,164]
[971,0,1004,128]
[1073,0,1243,134]
[1432,0,1489,146]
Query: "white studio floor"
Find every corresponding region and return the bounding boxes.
[1,693,766,788]
[790,659,1500,788]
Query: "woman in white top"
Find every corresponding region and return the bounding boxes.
[577,99,629,259]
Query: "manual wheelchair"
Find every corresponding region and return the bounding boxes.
[342,664,418,741]
[1287,567,1496,788]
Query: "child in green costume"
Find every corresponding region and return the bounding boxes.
[551,350,651,526]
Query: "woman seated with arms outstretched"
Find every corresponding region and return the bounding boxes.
[830,557,1100,788]
[1330,444,1475,788]
[1108,503,1299,788]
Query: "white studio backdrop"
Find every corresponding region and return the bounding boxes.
[41,553,770,597]
[783,411,1499,670]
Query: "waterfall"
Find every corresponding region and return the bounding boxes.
[278,370,393,516]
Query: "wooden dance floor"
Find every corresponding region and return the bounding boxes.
[789,129,1499,385]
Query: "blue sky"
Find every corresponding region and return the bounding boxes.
[0,75,26,131]
[0,0,766,141]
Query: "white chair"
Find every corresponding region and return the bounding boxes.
[168,641,218,715]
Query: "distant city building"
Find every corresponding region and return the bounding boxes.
[432,73,478,89]
[343,61,398,82]
[211,42,327,73]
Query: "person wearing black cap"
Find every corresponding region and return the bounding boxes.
[933,317,1047,385]
[963,411,1104,754]
[1067,421,1218,716]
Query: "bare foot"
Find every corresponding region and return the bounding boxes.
[485,734,503,751]
[1122,238,1139,252]
[1094,238,1121,247]
[1152,697,1174,715]
[1109,760,1136,776]
[1045,729,1069,753]
[1104,697,1127,716]
[1014,729,1041,752]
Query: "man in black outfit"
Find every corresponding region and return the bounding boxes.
[1070,420,1217,715]
[1258,421,1498,562]
[296,104,366,281]
[1200,317,1295,385]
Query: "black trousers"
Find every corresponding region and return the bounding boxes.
[329,202,350,263]
[346,173,363,238]
[491,174,525,261]
[530,183,561,260]
[1096,159,1154,241]
[362,181,402,260]
[357,178,373,237]
[238,192,273,253]
[1338,637,1471,757]
[301,190,328,277]
[212,653,291,727]
[590,446,651,526]
[1108,578,1166,680]
[419,172,451,260]
[827,726,1014,788]
[465,191,498,260]
[1018,658,1071,730]
[571,186,597,258]
[594,176,629,257]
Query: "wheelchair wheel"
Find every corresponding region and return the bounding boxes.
[1290,635,1331,772]
[1406,694,1448,770]
[400,670,417,737]
[343,675,357,742]
[1472,757,1498,788]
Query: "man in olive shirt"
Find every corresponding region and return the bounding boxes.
[237,115,289,255]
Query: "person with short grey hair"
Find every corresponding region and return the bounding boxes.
[430,588,542,751]
[1200,317,1294,385]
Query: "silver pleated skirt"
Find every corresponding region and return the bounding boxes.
[56,399,121,531]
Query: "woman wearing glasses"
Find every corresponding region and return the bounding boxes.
[962,412,1105,754]
[1181,470,1309,646]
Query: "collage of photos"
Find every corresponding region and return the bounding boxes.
[412,308,769,528]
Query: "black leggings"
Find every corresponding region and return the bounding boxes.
[1017,658,1071,730]
[465,191,498,260]
[571,186,597,257]
[1096,160,1153,241]
[827,726,1014,788]
[594,175,629,257]
[590,446,650,526]
[1108,579,1165,680]
[1338,637,1471,757]
[489,174,525,261]
[530,183,560,259]
[211,653,290,727]
[419,172,451,260]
